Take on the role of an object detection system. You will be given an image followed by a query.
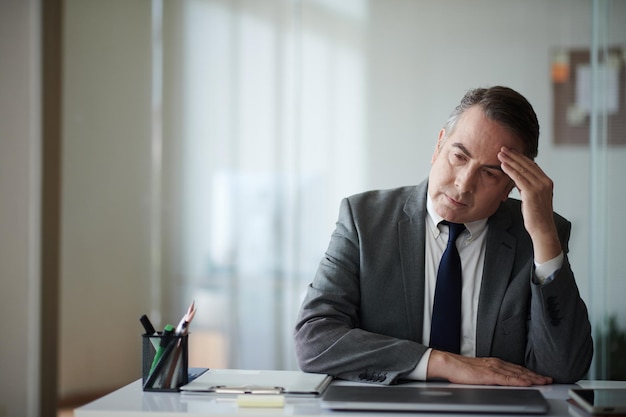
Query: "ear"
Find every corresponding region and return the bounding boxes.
[431,129,446,164]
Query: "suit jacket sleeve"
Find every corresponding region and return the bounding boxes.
[525,218,594,382]
[479,203,593,383]
[293,191,427,385]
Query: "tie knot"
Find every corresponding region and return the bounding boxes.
[443,221,465,242]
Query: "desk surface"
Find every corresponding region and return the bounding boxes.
[74,379,626,417]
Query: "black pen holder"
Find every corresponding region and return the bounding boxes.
[142,332,189,392]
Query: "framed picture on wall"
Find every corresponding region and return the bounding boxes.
[551,46,626,145]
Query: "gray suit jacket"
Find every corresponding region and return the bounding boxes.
[294,180,593,384]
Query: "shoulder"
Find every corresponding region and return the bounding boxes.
[346,185,419,207]
[339,183,426,227]
[345,182,427,216]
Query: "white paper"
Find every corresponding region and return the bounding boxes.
[576,63,619,115]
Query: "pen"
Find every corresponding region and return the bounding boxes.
[149,324,174,375]
[140,314,160,349]
[174,301,196,335]
[139,314,156,335]
[165,301,197,388]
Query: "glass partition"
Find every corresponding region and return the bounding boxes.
[589,0,626,380]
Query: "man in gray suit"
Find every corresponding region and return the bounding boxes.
[294,86,593,386]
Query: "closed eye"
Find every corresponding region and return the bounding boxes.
[454,152,468,162]
[483,166,505,181]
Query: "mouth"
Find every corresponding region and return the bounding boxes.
[445,194,467,207]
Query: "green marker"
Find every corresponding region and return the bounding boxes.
[150,324,175,374]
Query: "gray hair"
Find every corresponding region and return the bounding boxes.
[443,86,539,160]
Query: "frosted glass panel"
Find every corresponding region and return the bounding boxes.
[588,0,626,380]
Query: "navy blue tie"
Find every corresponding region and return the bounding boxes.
[430,221,465,354]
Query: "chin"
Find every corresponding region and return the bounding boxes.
[436,203,468,220]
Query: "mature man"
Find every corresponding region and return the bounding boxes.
[294,86,593,386]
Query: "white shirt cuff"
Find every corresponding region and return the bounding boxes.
[406,348,432,380]
[533,251,564,285]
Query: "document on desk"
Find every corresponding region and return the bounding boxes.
[179,369,333,396]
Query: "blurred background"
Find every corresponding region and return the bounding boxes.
[2,1,625,416]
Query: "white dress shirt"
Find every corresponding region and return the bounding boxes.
[407,196,564,380]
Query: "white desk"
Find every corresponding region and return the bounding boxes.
[75,379,626,417]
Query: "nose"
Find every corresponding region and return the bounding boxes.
[455,166,477,193]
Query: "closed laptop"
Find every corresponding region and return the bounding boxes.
[321,384,549,414]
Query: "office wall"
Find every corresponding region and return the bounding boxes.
[59,0,154,399]
[58,0,626,399]
[0,1,41,416]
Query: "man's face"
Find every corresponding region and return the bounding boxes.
[428,106,523,224]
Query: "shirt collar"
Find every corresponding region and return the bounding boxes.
[426,194,489,241]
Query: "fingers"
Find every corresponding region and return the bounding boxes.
[429,351,553,387]
[497,147,543,187]
[497,147,554,216]
[477,357,552,387]
[496,148,561,263]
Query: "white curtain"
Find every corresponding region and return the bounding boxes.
[160,0,368,370]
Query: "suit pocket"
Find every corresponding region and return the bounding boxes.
[501,312,528,336]
[494,312,528,364]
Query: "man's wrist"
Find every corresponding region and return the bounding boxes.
[533,251,563,284]
[406,348,432,380]
[530,229,562,264]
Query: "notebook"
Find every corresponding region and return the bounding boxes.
[321,384,549,414]
[179,369,333,396]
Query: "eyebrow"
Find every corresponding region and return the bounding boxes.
[451,142,504,172]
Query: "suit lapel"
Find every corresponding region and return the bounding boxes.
[475,205,516,357]
[398,182,428,342]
